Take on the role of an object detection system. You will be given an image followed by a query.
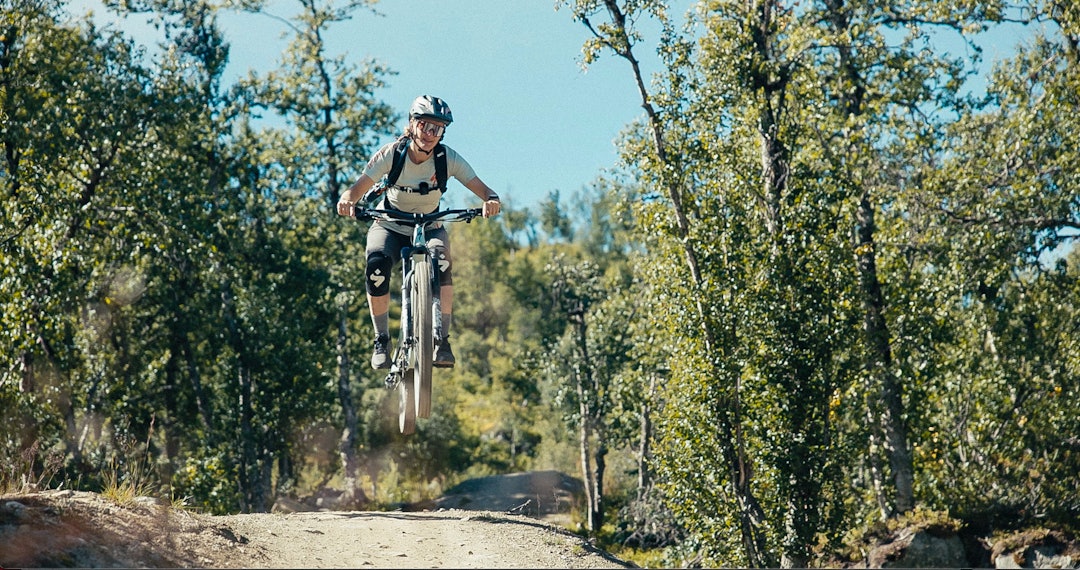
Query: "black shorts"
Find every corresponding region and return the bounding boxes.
[365,222,452,284]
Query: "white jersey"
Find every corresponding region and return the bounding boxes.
[361,139,477,235]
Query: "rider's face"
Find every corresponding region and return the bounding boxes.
[412,119,446,150]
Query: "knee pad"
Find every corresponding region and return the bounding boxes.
[433,246,453,286]
[366,252,393,296]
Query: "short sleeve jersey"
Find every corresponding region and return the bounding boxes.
[361,139,477,235]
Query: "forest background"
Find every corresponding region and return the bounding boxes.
[2,0,1078,568]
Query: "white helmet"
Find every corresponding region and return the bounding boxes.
[409,95,453,125]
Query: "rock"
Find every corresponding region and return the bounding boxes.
[1,500,30,521]
[272,495,314,513]
[133,496,164,508]
[433,470,584,519]
[991,530,1080,569]
[994,547,1078,569]
[1032,547,1077,569]
[868,528,968,568]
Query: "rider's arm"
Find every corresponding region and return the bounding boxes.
[463,176,501,218]
[336,174,377,217]
[338,142,397,216]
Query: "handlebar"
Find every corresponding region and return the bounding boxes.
[354,207,483,224]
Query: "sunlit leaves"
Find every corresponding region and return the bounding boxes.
[568,0,1080,565]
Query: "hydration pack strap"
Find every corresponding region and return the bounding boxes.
[385,136,448,192]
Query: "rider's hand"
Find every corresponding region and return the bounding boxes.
[336,200,354,217]
[483,198,501,218]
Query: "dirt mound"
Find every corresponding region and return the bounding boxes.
[0,490,247,568]
[433,470,584,521]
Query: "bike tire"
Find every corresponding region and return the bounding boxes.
[398,368,416,435]
[412,257,434,419]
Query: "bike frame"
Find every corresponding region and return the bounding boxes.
[402,219,448,355]
[355,205,482,434]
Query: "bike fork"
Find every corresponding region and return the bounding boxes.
[432,269,443,341]
[385,248,415,390]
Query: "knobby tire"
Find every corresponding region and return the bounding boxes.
[398,268,419,435]
[398,367,416,435]
[413,257,434,419]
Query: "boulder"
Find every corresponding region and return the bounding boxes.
[867,528,968,568]
[991,529,1079,569]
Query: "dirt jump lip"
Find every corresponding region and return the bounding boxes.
[432,470,585,520]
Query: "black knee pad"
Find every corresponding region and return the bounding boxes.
[366,252,393,296]
[433,247,453,286]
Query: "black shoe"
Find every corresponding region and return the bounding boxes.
[434,336,455,368]
[371,334,391,370]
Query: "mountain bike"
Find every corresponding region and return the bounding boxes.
[354,205,482,435]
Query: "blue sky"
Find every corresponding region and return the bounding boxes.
[218,0,687,210]
[70,0,686,209]
[73,0,1036,211]
[210,1,1032,211]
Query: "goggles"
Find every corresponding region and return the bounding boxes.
[417,120,446,138]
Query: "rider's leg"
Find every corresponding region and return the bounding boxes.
[367,293,392,369]
[369,293,391,337]
[434,284,455,368]
[365,252,394,326]
[365,226,401,370]
[430,230,455,368]
[440,285,453,339]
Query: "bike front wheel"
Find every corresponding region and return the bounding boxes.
[412,256,434,418]
[398,368,416,435]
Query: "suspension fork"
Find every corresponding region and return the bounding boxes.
[400,246,414,352]
[412,222,444,339]
[432,270,443,341]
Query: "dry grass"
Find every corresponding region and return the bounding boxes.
[0,440,62,495]
[100,416,159,507]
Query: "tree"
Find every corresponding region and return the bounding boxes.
[540,253,622,532]
[558,1,775,564]
[1,0,200,485]
[558,0,1041,566]
[882,0,1080,525]
[235,0,395,509]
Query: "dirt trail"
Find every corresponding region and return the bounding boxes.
[1,471,633,569]
[218,509,624,568]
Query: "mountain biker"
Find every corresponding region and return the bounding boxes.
[336,95,501,370]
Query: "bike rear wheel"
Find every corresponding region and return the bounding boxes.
[412,257,434,418]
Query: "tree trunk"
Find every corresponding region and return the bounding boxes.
[577,389,595,531]
[19,350,33,393]
[584,1,772,562]
[336,303,362,507]
[182,334,214,434]
[824,0,915,518]
[237,364,257,512]
[856,191,914,515]
[595,438,607,529]
[637,374,655,497]
[221,284,267,513]
[571,305,602,532]
[173,281,213,435]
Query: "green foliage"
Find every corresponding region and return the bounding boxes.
[172,450,242,514]
[569,0,1079,566]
